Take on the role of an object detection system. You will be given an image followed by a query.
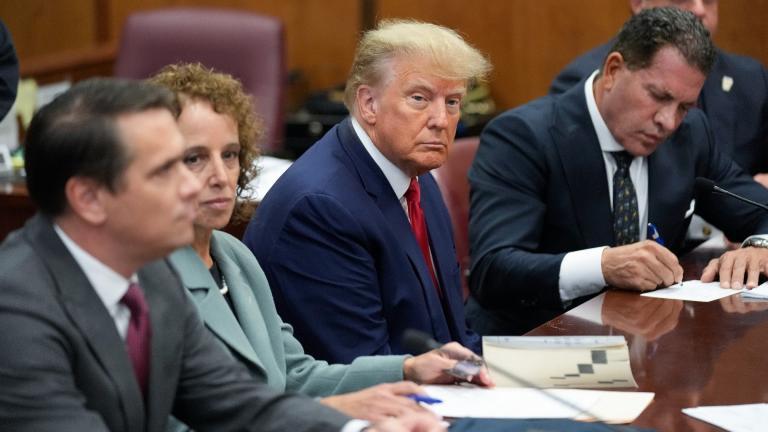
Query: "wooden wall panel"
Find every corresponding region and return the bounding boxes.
[379,0,768,111]
[0,0,98,58]
[3,0,768,112]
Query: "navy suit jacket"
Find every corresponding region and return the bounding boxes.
[0,215,349,432]
[550,41,768,175]
[245,118,480,363]
[467,81,768,335]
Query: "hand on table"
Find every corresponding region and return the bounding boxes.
[403,342,494,387]
[602,240,683,291]
[700,247,768,289]
[320,381,427,421]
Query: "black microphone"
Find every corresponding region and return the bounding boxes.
[695,177,768,212]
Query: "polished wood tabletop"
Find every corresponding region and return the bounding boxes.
[527,248,768,431]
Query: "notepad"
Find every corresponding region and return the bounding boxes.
[683,403,768,431]
[482,336,637,389]
[641,280,743,302]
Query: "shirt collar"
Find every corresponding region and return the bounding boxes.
[53,224,136,310]
[584,70,625,153]
[351,116,412,200]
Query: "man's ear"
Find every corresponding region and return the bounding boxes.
[64,177,108,225]
[356,85,378,125]
[601,52,626,92]
[628,0,644,14]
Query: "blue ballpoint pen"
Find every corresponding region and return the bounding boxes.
[647,222,665,246]
[407,395,443,405]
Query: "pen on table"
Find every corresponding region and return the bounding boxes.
[407,394,442,405]
[647,222,683,287]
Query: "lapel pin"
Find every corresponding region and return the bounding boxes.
[722,75,734,92]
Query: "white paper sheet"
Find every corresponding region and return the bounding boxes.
[641,280,743,302]
[422,385,654,424]
[741,282,768,300]
[683,403,768,432]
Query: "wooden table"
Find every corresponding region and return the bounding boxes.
[526,248,768,431]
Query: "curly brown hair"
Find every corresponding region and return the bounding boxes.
[149,62,262,223]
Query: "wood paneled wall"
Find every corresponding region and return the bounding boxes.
[2,0,767,112]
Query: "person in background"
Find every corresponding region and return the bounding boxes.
[0,19,18,121]
[150,63,490,428]
[467,8,768,336]
[245,20,491,363]
[550,0,768,185]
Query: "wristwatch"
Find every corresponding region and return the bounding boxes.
[741,235,768,249]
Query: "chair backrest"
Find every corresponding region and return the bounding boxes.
[433,136,480,299]
[114,7,286,154]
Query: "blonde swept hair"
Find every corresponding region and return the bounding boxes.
[344,19,492,111]
[149,63,262,224]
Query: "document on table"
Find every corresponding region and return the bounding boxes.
[683,403,768,432]
[483,336,637,388]
[741,282,768,300]
[641,280,742,302]
[423,385,654,424]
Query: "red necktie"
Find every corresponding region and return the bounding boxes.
[121,282,151,399]
[405,178,442,298]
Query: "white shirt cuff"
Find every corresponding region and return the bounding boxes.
[341,419,370,432]
[558,246,608,303]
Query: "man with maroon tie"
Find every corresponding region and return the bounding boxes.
[0,78,442,432]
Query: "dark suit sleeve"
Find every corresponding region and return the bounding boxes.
[468,113,566,310]
[0,20,19,121]
[262,193,393,364]
[0,287,110,431]
[549,63,585,95]
[172,277,350,432]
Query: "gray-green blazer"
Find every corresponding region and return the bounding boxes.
[168,230,405,397]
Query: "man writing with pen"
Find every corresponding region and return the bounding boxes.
[465,7,768,336]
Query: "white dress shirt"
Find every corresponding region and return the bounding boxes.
[54,225,135,339]
[558,70,650,302]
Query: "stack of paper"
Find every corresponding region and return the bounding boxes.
[423,385,654,424]
[482,336,637,388]
[741,282,768,300]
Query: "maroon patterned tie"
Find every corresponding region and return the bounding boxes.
[405,178,443,298]
[121,282,151,398]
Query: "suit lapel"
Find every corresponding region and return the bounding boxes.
[24,215,145,431]
[551,86,614,247]
[169,247,264,371]
[337,119,449,339]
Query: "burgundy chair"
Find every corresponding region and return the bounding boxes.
[433,136,480,299]
[114,8,286,154]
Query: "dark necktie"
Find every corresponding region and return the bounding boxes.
[611,151,639,245]
[121,282,151,398]
[405,178,442,298]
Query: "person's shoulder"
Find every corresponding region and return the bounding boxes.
[716,49,766,75]
[212,230,256,261]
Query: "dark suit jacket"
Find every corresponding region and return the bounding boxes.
[467,81,768,335]
[0,20,18,121]
[550,42,768,175]
[0,214,349,432]
[244,118,480,363]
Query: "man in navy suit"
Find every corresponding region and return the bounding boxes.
[467,8,768,335]
[550,0,768,179]
[245,20,491,363]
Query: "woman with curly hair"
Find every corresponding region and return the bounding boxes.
[150,63,489,429]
